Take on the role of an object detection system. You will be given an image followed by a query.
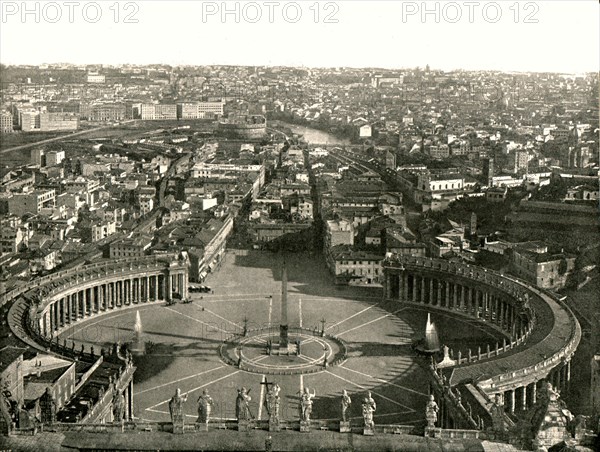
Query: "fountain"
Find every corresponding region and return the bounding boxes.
[129,310,146,356]
[414,313,441,355]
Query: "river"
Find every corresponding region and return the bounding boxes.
[279,123,350,146]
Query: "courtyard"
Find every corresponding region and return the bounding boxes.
[58,250,502,426]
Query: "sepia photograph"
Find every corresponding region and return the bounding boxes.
[0,1,598,451]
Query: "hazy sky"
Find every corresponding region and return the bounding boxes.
[1,0,598,73]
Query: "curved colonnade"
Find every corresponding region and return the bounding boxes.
[1,254,580,434]
[6,255,189,351]
[383,256,581,421]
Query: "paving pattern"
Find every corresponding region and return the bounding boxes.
[59,251,502,426]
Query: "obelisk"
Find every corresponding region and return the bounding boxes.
[279,256,289,349]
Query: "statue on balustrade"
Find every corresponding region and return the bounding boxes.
[236,387,253,421]
[265,383,281,422]
[169,388,187,425]
[299,387,316,422]
[491,393,506,432]
[425,394,439,428]
[112,389,125,422]
[197,389,214,424]
[341,389,351,422]
[362,392,376,430]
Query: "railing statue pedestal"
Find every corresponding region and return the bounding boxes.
[172,417,184,434]
[363,425,375,436]
[300,420,310,432]
[195,422,208,432]
[268,419,280,432]
[339,421,351,433]
[237,420,251,432]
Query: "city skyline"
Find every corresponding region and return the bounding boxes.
[0,0,598,74]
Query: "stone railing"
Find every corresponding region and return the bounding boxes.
[385,256,532,303]
[29,419,419,435]
[0,255,182,309]
[386,256,581,394]
[385,256,536,360]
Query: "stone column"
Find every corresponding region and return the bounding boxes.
[106,283,112,309]
[531,382,537,406]
[60,298,65,327]
[466,287,472,315]
[49,303,55,332]
[154,275,159,301]
[90,286,96,314]
[120,280,124,306]
[384,274,391,299]
[44,310,50,337]
[124,384,130,420]
[460,285,466,311]
[182,272,188,299]
[453,283,459,309]
[509,389,515,414]
[498,301,504,329]
[166,273,172,302]
[48,303,54,332]
[85,288,90,317]
[132,278,137,304]
[511,306,517,339]
[128,380,134,421]
[421,277,426,303]
[436,280,442,307]
[558,369,563,390]
[75,291,80,319]
[521,385,527,411]
[65,295,71,324]
[445,282,451,309]
[398,273,404,301]
[482,293,489,321]
[429,278,434,305]
[412,275,418,302]
[492,296,498,324]
[99,284,105,311]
